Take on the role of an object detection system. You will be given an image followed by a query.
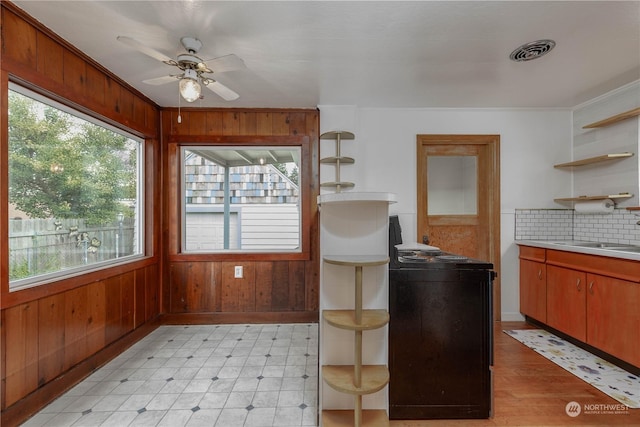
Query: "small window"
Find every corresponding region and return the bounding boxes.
[8,84,145,291]
[181,146,301,253]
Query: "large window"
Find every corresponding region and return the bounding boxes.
[8,84,144,291]
[182,146,301,253]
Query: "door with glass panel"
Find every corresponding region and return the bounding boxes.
[417,134,501,319]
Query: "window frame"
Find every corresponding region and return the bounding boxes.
[180,145,303,254]
[168,137,311,262]
[7,82,147,292]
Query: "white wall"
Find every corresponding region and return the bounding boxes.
[319,105,573,321]
[572,81,640,206]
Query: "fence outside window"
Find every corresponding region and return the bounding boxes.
[8,83,144,291]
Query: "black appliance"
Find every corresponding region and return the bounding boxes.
[388,215,495,419]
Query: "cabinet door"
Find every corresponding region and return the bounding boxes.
[587,274,640,366]
[547,265,586,341]
[519,259,546,322]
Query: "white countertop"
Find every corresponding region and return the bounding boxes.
[317,191,397,205]
[517,240,640,261]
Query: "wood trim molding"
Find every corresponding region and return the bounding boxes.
[416,134,501,321]
[1,257,158,309]
[159,311,319,325]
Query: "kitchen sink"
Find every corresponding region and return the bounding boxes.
[548,241,640,252]
[607,246,640,253]
[568,242,634,248]
[547,241,591,246]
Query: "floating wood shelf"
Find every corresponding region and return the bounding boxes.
[554,193,633,203]
[321,156,355,164]
[321,130,355,140]
[554,152,634,168]
[320,181,355,189]
[323,310,389,331]
[626,207,640,211]
[323,365,390,395]
[322,409,389,427]
[583,107,640,129]
[323,255,390,267]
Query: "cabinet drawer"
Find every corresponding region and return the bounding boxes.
[519,246,546,262]
[547,249,640,283]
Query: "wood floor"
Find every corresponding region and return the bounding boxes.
[390,321,640,427]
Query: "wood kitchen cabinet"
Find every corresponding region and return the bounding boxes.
[546,265,586,342]
[519,246,547,322]
[587,274,640,367]
[519,245,640,369]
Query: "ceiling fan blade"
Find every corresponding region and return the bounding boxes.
[205,80,240,101]
[117,36,174,64]
[142,75,181,85]
[204,54,247,73]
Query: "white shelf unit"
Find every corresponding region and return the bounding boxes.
[318,192,396,427]
[320,131,355,192]
[553,152,634,204]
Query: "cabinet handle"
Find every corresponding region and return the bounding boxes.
[538,269,542,280]
[589,281,595,295]
[576,278,581,291]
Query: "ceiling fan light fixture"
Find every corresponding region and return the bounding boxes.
[179,69,201,102]
[118,35,245,103]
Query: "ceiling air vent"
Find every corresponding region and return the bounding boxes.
[509,39,556,62]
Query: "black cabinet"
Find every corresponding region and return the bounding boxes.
[389,268,494,419]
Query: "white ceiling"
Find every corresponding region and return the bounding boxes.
[11,1,640,109]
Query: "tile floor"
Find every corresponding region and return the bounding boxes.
[22,323,319,427]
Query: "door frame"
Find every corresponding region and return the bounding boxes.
[417,134,501,321]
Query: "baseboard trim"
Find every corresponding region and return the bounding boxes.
[500,311,526,322]
[160,311,319,325]
[1,318,162,427]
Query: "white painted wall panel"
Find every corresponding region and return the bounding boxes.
[319,105,572,321]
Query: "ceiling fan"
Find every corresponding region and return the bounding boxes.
[117,36,245,102]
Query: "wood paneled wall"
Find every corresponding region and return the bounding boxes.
[0,2,320,424]
[161,108,320,324]
[0,5,157,136]
[2,266,159,407]
[0,3,162,422]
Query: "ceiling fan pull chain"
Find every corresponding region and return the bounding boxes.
[177,90,182,124]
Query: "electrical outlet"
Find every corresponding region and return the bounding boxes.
[234,266,243,278]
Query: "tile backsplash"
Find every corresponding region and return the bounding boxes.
[515,208,640,245]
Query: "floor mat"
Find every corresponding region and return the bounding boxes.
[504,329,639,408]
